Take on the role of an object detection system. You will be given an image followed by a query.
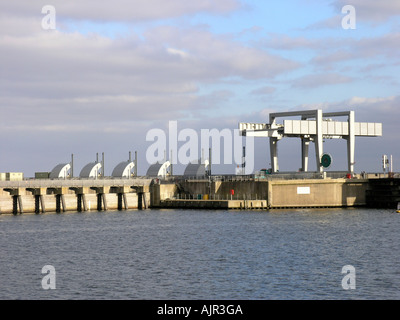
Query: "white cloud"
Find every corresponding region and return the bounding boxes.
[293,95,400,128]
[0,19,300,135]
[333,0,400,23]
[305,0,400,31]
[167,47,189,58]
[291,73,354,89]
[263,33,317,50]
[0,1,398,175]
[250,86,276,95]
[0,0,242,22]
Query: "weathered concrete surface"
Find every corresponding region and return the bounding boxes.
[0,177,369,213]
[150,184,177,207]
[176,180,268,199]
[268,179,368,208]
[160,199,268,209]
[0,178,152,214]
[154,178,368,209]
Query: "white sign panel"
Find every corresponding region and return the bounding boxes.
[297,186,310,194]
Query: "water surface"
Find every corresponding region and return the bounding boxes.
[1,208,399,299]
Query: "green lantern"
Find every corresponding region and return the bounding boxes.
[321,153,332,168]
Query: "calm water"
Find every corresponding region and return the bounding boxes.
[1,207,400,300]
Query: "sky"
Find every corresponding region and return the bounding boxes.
[0,0,399,177]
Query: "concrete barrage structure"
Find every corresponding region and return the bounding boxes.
[0,178,152,214]
[239,109,382,174]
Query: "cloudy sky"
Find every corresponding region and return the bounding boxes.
[0,0,399,177]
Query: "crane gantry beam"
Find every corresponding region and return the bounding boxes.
[239,109,382,174]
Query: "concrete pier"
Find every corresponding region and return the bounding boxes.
[0,176,396,214]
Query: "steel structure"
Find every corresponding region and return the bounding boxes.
[184,159,210,177]
[112,161,135,178]
[146,161,171,178]
[49,163,71,179]
[239,109,382,173]
[79,162,102,179]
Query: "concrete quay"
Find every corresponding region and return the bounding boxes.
[150,178,369,209]
[1,176,397,214]
[160,199,268,210]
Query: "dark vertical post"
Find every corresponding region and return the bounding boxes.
[77,194,82,212]
[12,195,18,215]
[242,146,246,174]
[138,193,143,210]
[35,195,40,214]
[97,193,102,211]
[56,194,61,213]
[118,193,123,211]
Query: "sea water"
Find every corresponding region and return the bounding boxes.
[1,208,399,300]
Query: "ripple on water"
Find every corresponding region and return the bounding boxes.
[1,208,399,299]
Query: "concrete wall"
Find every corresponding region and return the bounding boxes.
[0,195,13,213]
[178,181,209,195]
[150,184,177,207]
[161,199,268,209]
[158,178,368,209]
[0,178,369,213]
[176,181,268,199]
[213,181,268,200]
[268,179,367,208]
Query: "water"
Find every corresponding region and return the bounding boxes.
[1,208,400,300]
